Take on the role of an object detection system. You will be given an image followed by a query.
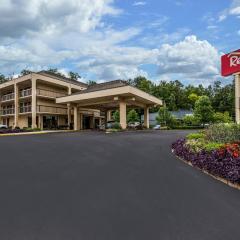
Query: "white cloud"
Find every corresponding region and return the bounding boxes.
[0,0,121,38]
[133,1,147,6]
[156,35,221,84]
[0,0,222,85]
[218,0,240,21]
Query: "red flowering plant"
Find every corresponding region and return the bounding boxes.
[218,142,240,159]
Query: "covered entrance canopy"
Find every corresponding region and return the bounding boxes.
[56,81,163,129]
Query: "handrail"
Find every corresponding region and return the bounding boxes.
[20,89,32,98]
[1,93,14,101]
[19,106,32,113]
[37,105,68,114]
[0,108,15,115]
[37,88,67,98]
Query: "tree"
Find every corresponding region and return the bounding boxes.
[87,80,97,86]
[47,68,65,77]
[156,106,176,127]
[127,109,140,123]
[0,73,7,84]
[188,93,200,108]
[113,110,120,122]
[69,71,81,80]
[213,112,233,123]
[20,69,32,76]
[194,96,214,124]
[128,76,154,94]
[183,115,201,126]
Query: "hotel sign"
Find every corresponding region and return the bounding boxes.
[221,49,240,76]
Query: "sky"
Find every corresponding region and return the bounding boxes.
[0,0,239,85]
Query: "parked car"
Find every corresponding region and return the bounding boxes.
[0,124,8,129]
[127,122,141,129]
[98,121,115,130]
[153,124,161,130]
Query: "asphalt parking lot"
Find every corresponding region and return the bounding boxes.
[0,130,240,240]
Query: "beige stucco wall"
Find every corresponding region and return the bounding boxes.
[37,98,67,109]
[37,82,68,95]
[18,115,29,129]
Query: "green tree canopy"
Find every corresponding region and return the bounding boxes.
[113,110,120,122]
[0,73,7,84]
[20,69,32,76]
[69,71,81,80]
[156,106,176,127]
[188,93,200,108]
[194,96,214,124]
[213,112,233,123]
[127,109,140,123]
[87,80,97,86]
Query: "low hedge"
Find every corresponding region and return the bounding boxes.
[0,128,41,134]
[172,138,240,184]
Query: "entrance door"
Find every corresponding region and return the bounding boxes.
[83,116,91,129]
[43,116,58,129]
[94,118,99,129]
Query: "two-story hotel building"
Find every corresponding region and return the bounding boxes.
[0,71,163,130]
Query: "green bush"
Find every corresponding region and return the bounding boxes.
[186,132,205,140]
[213,111,233,123]
[203,142,224,152]
[185,139,206,153]
[127,109,139,123]
[171,125,204,130]
[205,123,240,143]
[111,122,122,130]
[183,115,201,126]
[156,106,176,127]
[185,139,224,153]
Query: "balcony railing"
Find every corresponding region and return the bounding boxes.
[19,106,32,113]
[1,93,14,102]
[0,108,15,115]
[37,89,67,98]
[37,105,68,115]
[20,89,32,98]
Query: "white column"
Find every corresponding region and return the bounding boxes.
[14,83,19,128]
[119,100,127,129]
[67,104,71,128]
[144,106,150,129]
[79,113,83,130]
[67,87,72,128]
[31,77,37,128]
[74,106,79,130]
[235,74,240,124]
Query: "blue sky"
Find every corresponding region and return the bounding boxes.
[0,0,239,85]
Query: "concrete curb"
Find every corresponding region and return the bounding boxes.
[0,130,76,137]
[172,149,240,191]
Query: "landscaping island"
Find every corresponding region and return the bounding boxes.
[172,124,240,188]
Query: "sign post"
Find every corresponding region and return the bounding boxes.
[221,49,240,123]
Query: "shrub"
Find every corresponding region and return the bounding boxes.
[156,106,176,127]
[127,109,139,123]
[205,123,240,143]
[213,112,233,123]
[183,115,201,126]
[203,142,224,152]
[186,132,205,140]
[111,122,122,130]
[194,96,214,124]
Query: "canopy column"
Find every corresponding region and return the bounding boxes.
[144,106,150,129]
[119,100,127,129]
[74,106,80,131]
